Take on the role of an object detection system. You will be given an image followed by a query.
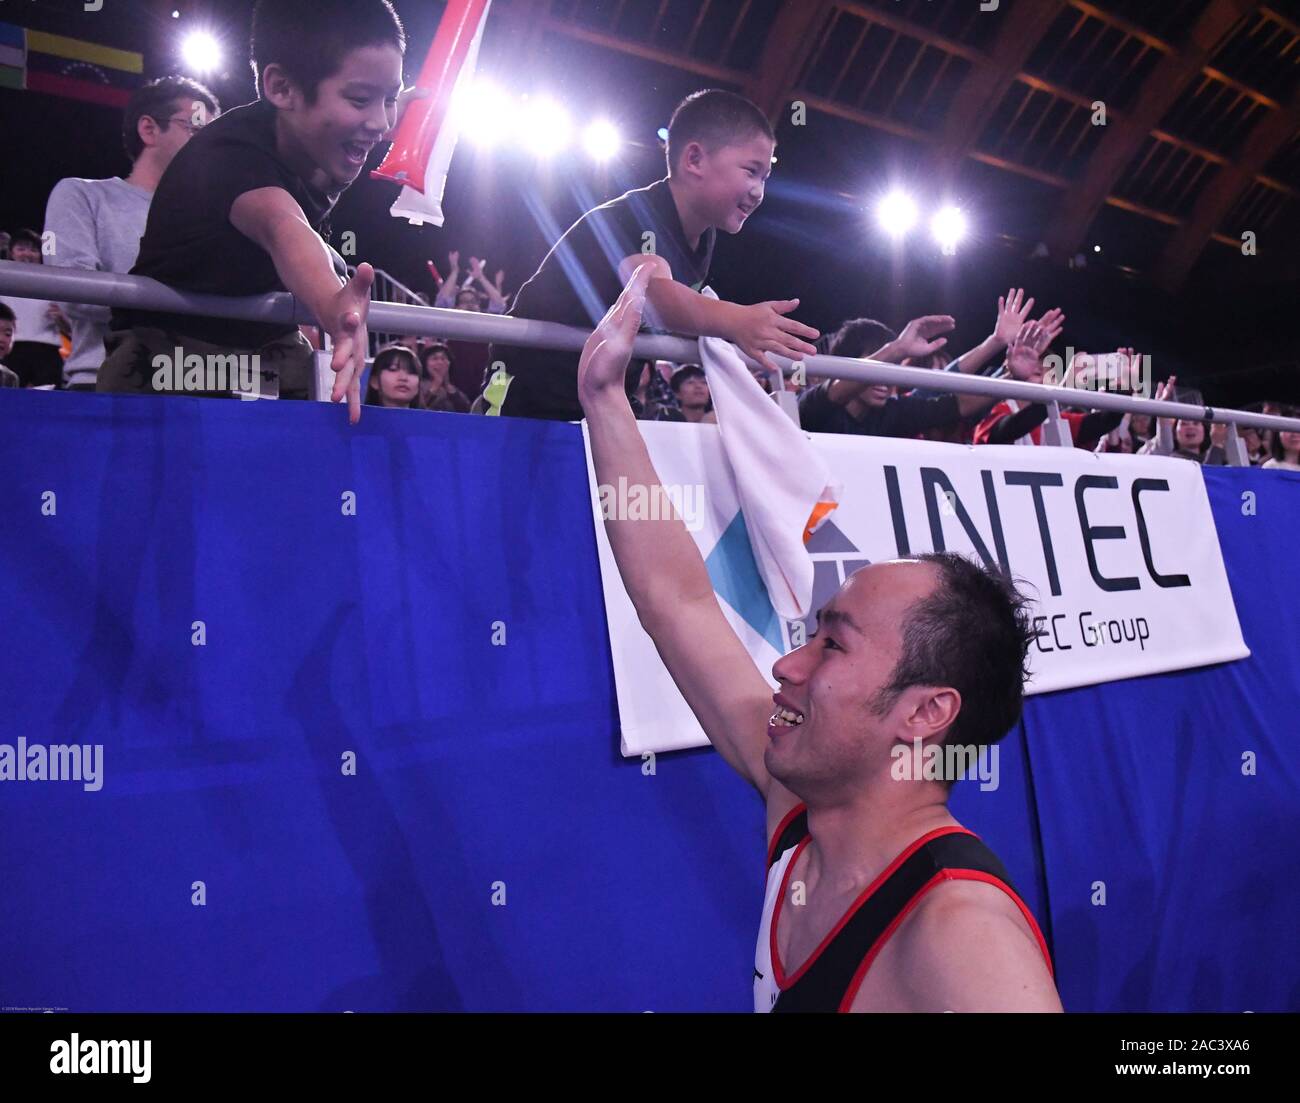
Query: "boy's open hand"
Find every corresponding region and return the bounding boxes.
[327,262,374,424]
[578,262,653,400]
[732,300,819,374]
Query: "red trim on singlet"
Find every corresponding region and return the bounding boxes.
[765,802,808,869]
[836,868,1056,1012]
[769,825,975,989]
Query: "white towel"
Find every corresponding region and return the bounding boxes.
[695,288,839,620]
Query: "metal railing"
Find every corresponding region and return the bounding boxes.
[3,260,1298,464]
[361,265,431,355]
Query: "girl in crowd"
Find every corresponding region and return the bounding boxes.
[1139,375,1226,464]
[365,345,423,409]
[1263,417,1300,471]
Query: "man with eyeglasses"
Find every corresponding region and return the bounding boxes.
[40,76,219,389]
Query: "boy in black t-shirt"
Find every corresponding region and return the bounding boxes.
[98,0,416,422]
[488,89,819,420]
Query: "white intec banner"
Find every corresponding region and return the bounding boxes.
[584,423,1249,758]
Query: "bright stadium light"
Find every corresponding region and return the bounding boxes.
[656,126,669,143]
[181,31,221,74]
[583,119,621,162]
[521,97,572,157]
[876,190,919,238]
[931,205,968,252]
[456,81,514,148]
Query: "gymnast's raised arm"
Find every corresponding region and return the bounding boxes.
[578,265,789,803]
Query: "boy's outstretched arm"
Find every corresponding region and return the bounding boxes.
[616,254,818,373]
[581,264,792,807]
[231,187,373,423]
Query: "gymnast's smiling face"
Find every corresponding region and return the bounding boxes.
[766,562,955,804]
[680,131,774,235]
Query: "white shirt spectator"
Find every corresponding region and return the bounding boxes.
[44,176,153,387]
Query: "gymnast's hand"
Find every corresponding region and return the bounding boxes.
[578,262,653,399]
[729,299,819,375]
[326,262,374,424]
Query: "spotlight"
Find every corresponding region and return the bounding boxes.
[583,119,621,162]
[180,31,221,73]
[876,191,919,238]
[520,97,572,157]
[656,127,669,143]
[931,205,967,252]
[1094,244,1102,253]
[455,81,513,148]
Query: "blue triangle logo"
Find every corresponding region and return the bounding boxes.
[704,511,785,653]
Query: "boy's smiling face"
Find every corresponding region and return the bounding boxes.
[684,131,774,234]
[265,44,404,192]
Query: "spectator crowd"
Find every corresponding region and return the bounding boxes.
[1,26,1296,473]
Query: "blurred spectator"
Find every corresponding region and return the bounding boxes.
[1096,414,1138,454]
[975,336,1125,449]
[44,76,219,390]
[365,345,422,410]
[0,231,10,260]
[418,342,470,413]
[910,288,1052,443]
[431,252,507,403]
[1239,424,1267,465]
[1262,414,1300,471]
[631,359,675,420]
[800,310,1005,438]
[658,365,715,423]
[1127,410,1156,451]
[0,228,68,386]
[0,301,16,384]
[1138,376,1223,463]
[434,251,507,314]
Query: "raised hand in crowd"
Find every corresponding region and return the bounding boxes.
[993,288,1036,348]
[891,314,955,361]
[468,256,507,311]
[1006,321,1050,383]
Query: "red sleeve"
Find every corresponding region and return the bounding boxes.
[973,401,1012,446]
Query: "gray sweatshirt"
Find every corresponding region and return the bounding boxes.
[44,176,153,386]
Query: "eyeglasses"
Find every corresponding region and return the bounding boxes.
[157,115,207,134]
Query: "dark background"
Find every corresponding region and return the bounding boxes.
[2,0,1297,406]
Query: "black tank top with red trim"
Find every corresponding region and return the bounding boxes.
[762,806,1052,1013]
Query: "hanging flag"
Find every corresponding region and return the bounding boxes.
[23,26,142,107]
[0,23,27,91]
[372,0,493,227]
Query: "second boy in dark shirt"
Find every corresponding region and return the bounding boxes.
[488,89,819,420]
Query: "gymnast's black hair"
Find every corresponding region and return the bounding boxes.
[870,553,1036,751]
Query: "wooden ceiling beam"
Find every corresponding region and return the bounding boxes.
[742,0,837,125]
[1042,0,1260,261]
[1153,86,1300,290]
[931,0,1066,189]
